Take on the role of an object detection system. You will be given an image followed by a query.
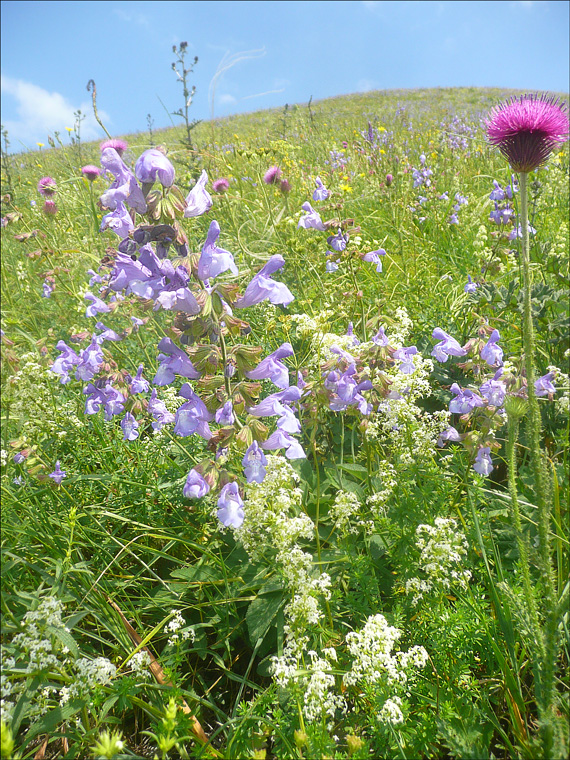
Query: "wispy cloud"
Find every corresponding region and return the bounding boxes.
[357,79,378,93]
[510,0,535,7]
[242,88,285,101]
[112,7,150,26]
[1,75,110,149]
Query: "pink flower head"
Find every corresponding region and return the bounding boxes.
[212,178,230,193]
[37,176,57,196]
[82,165,101,181]
[486,93,569,173]
[42,200,58,216]
[263,165,281,184]
[100,138,128,157]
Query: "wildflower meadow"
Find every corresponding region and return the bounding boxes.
[1,83,569,760]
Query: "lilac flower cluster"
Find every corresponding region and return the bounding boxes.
[488,178,517,227]
[411,154,433,188]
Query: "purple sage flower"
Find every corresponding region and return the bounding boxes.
[437,427,461,448]
[85,292,111,318]
[48,461,66,484]
[100,148,147,214]
[217,482,245,528]
[313,176,329,201]
[431,328,467,362]
[121,412,140,441]
[51,341,80,384]
[234,255,294,309]
[393,345,418,374]
[100,201,135,239]
[242,441,268,483]
[535,372,556,397]
[42,280,54,298]
[298,201,326,231]
[327,228,348,252]
[464,275,479,293]
[473,446,494,476]
[246,343,294,389]
[215,400,235,425]
[183,469,210,499]
[198,220,238,281]
[129,365,150,394]
[184,170,213,217]
[94,321,122,343]
[362,248,386,273]
[154,338,201,386]
[135,148,175,187]
[148,389,175,430]
[480,329,503,367]
[449,383,485,414]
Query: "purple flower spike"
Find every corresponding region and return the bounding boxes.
[121,412,140,441]
[362,248,386,273]
[217,482,245,528]
[135,149,175,188]
[198,220,238,281]
[184,170,213,217]
[481,329,503,367]
[431,328,467,362]
[48,461,66,485]
[242,441,268,483]
[246,343,294,389]
[183,469,210,499]
[473,446,494,476]
[235,255,294,309]
[313,176,329,201]
[535,372,556,397]
[298,201,326,231]
[486,93,569,173]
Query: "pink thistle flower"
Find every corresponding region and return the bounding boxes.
[100,138,128,157]
[42,200,58,216]
[212,178,230,193]
[82,165,101,181]
[263,165,281,184]
[37,176,57,196]
[486,93,569,173]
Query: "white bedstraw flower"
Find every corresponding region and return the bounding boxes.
[378,696,405,725]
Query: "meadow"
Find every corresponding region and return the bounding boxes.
[1,84,569,760]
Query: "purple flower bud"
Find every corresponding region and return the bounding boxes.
[464,275,478,293]
[215,400,235,425]
[42,200,58,216]
[385,173,393,186]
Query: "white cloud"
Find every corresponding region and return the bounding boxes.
[357,79,378,93]
[510,0,535,6]
[0,75,110,150]
[218,93,237,105]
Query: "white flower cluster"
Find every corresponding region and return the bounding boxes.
[164,610,194,646]
[4,353,82,444]
[330,490,373,534]
[405,518,472,604]
[378,696,405,726]
[366,462,398,518]
[366,398,449,468]
[386,306,414,347]
[129,650,152,676]
[239,456,330,647]
[0,449,7,468]
[271,644,346,730]
[344,614,427,689]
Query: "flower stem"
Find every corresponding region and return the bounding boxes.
[519,170,557,751]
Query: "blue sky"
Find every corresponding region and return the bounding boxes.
[1,0,568,152]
